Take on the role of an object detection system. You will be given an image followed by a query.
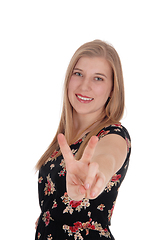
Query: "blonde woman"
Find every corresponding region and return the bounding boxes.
[35,40,131,240]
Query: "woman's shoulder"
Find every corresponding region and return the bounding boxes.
[96,123,131,165]
[97,123,131,143]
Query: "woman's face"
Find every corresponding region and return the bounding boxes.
[68,57,113,120]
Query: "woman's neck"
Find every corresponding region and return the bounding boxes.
[72,111,101,140]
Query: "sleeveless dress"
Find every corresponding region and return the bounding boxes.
[35,124,131,240]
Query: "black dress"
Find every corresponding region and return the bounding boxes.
[35,124,131,240]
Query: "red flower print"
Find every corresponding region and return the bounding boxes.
[63,216,111,238]
[74,138,83,145]
[69,222,82,233]
[58,170,66,177]
[111,174,121,182]
[91,225,95,230]
[44,174,55,196]
[58,159,66,177]
[70,200,82,208]
[47,181,51,191]
[113,123,122,127]
[61,192,70,205]
[97,204,105,211]
[50,164,55,170]
[68,219,95,234]
[74,221,83,229]
[88,211,91,217]
[47,234,53,240]
[97,130,105,136]
[45,211,50,226]
[38,176,43,183]
[42,211,54,227]
[51,151,58,158]
[62,194,90,214]
[105,174,121,190]
[125,137,131,152]
[97,130,110,139]
[52,199,57,209]
[108,201,116,221]
[53,203,57,208]
[69,226,77,233]
[111,205,114,214]
[38,232,41,239]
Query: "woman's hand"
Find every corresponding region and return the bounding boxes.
[57,134,106,201]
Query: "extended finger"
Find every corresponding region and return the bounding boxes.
[89,173,105,199]
[83,161,99,190]
[81,136,98,163]
[57,134,74,164]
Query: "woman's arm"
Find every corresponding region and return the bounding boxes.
[84,134,127,199]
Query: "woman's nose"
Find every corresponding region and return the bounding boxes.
[80,77,91,91]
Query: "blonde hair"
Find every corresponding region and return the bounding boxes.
[35,39,125,170]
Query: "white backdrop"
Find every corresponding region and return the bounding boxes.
[0,1,163,239]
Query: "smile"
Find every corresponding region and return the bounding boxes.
[76,94,94,103]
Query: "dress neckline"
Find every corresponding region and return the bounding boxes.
[72,132,90,145]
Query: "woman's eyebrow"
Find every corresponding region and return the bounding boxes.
[74,68,83,71]
[95,73,107,78]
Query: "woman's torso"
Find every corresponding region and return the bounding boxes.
[35,124,131,240]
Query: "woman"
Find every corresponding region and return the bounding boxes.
[35,39,131,240]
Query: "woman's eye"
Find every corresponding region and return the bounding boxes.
[95,77,103,81]
[74,72,82,77]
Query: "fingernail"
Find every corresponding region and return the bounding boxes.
[85,183,90,190]
[91,192,96,198]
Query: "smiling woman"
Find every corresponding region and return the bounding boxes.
[35,40,131,240]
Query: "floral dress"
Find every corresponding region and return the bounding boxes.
[35,124,131,240]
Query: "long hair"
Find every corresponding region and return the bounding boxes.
[35,39,125,170]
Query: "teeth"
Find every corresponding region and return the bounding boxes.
[77,95,93,101]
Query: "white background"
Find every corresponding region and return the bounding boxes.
[0,1,163,239]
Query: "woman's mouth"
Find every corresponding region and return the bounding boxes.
[76,94,94,103]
